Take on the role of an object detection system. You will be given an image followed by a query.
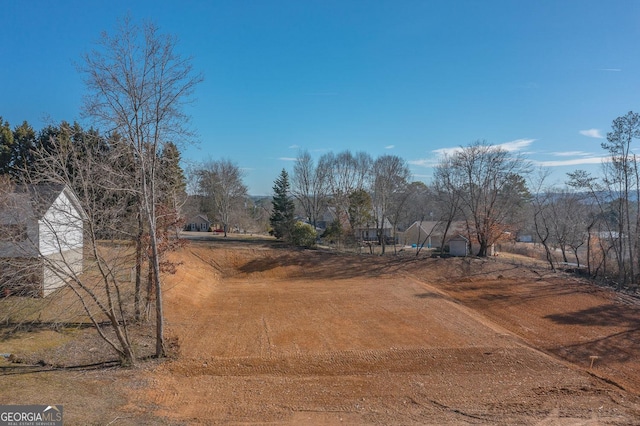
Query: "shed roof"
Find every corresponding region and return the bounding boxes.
[0,184,87,222]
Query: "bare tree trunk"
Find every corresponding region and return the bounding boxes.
[586,226,593,276]
[134,210,143,322]
[379,214,386,255]
[149,226,165,357]
[145,259,153,320]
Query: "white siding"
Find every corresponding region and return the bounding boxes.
[43,248,83,296]
[449,237,469,257]
[39,191,84,256]
[1,186,85,297]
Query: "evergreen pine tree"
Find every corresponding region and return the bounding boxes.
[270,169,295,240]
[0,117,14,176]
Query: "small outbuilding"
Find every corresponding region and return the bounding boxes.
[0,184,86,297]
[448,235,470,257]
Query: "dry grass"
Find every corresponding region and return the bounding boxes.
[0,241,148,368]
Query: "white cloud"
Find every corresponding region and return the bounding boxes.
[533,156,611,167]
[497,138,536,152]
[579,129,604,139]
[431,139,534,157]
[599,68,621,72]
[279,157,297,162]
[412,138,535,169]
[289,144,299,149]
[431,146,461,157]
[385,145,395,149]
[551,151,592,157]
[408,158,439,168]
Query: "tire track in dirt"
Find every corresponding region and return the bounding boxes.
[398,269,527,339]
[261,315,273,357]
[164,346,559,378]
[401,267,640,396]
[135,244,640,425]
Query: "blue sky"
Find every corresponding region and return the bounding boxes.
[2,1,639,195]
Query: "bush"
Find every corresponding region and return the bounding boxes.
[321,220,343,245]
[291,222,317,248]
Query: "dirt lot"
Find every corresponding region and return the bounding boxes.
[2,237,640,424]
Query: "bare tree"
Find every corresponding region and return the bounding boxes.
[195,159,248,237]
[319,150,372,238]
[11,129,141,365]
[292,150,328,229]
[530,170,558,271]
[542,188,589,266]
[563,193,591,267]
[79,16,203,357]
[567,169,621,280]
[371,155,411,254]
[387,181,427,255]
[601,111,640,286]
[441,141,531,257]
[431,153,466,255]
[348,188,374,253]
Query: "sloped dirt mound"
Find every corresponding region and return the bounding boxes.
[183,245,401,281]
[163,247,222,309]
[400,254,551,283]
[430,270,640,396]
[134,242,640,425]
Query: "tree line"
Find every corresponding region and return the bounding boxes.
[267,143,528,258]
[270,113,640,294]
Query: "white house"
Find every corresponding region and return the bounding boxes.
[354,216,394,243]
[0,184,86,297]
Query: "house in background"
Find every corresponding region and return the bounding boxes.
[354,216,395,243]
[400,221,468,249]
[0,184,86,297]
[184,214,211,232]
[315,207,339,231]
[315,207,397,243]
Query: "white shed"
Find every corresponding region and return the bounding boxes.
[0,184,86,297]
[448,235,470,257]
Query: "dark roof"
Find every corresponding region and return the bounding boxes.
[0,184,85,222]
[188,214,211,223]
[21,184,67,217]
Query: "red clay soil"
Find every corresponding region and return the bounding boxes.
[124,240,640,425]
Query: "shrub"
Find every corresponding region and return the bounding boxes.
[291,222,317,248]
